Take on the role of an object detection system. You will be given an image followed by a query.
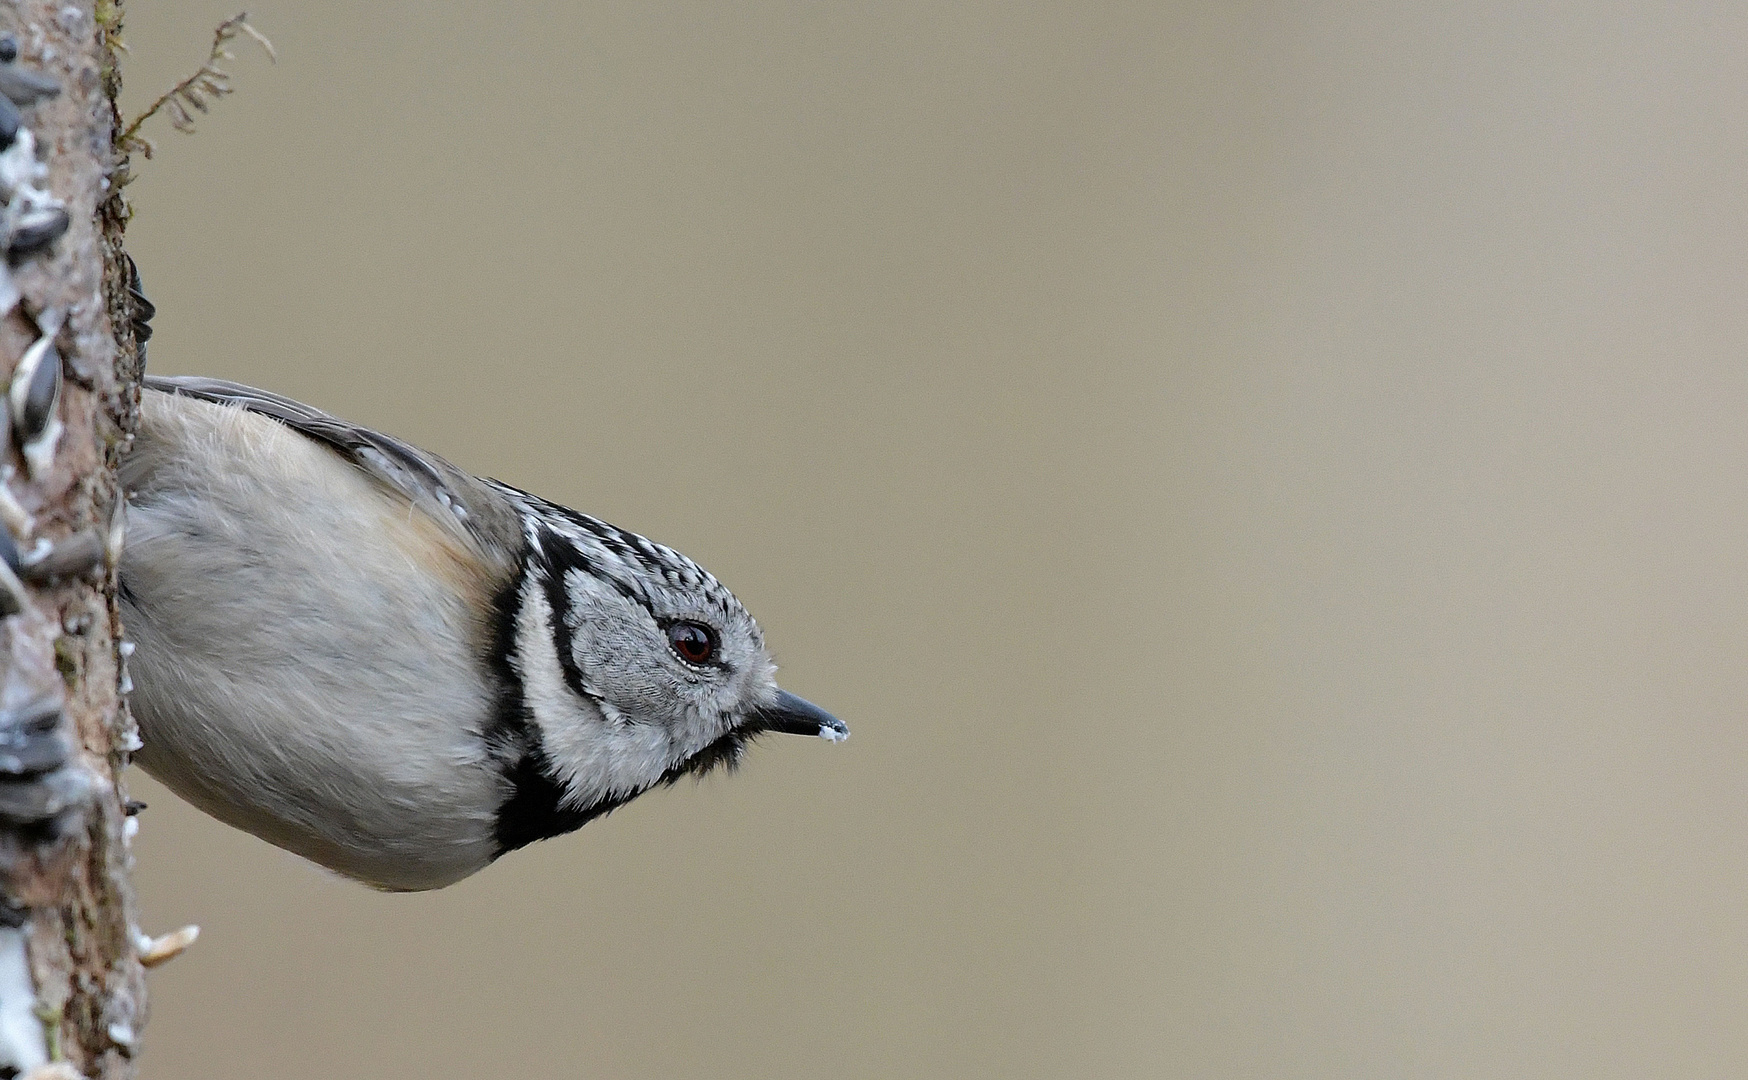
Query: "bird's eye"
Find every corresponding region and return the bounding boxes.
[666,621,717,665]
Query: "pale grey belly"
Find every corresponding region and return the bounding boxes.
[118,432,507,890]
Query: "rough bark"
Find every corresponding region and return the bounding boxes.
[0,1,145,1078]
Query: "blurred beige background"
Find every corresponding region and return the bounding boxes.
[113,2,1748,1077]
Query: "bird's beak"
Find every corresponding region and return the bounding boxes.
[752,689,849,743]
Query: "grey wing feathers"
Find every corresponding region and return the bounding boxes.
[144,375,526,558]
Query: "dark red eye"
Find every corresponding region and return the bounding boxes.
[666,621,717,665]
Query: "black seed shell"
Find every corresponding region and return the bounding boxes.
[11,341,59,443]
[7,206,68,257]
[0,64,59,108]
[0,95,18,152]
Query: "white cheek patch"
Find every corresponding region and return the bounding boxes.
[510,580,679,809]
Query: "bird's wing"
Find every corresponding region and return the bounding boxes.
[144,375,527,560]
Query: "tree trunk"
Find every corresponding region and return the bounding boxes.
[0,1,145,1078]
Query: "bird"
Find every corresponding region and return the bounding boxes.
[117,375,846,891]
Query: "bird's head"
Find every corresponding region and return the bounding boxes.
[502,497,845,832]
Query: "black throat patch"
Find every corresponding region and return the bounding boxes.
[494,747,635,854]
[492,730,758,857]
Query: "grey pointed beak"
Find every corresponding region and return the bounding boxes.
[753,690,848,742]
